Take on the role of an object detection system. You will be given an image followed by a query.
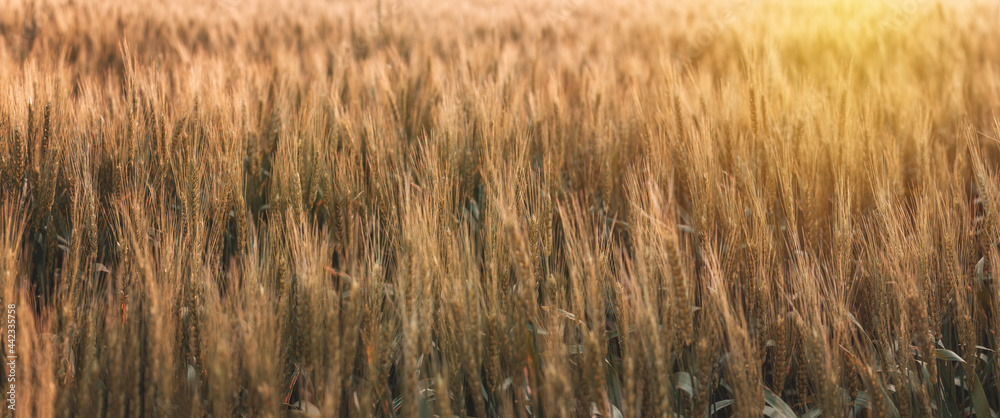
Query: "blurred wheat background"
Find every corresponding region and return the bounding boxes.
[2,0,1000,416]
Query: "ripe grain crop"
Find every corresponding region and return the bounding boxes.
[2,0,1000,416]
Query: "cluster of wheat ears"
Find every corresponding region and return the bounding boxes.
[2,0,1000,416]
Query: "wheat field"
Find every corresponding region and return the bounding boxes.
[1,0,1000,416]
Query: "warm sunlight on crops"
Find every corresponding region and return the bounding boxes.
[2,0,1000,416]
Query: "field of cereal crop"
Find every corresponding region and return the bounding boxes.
[2,0,1000,416]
